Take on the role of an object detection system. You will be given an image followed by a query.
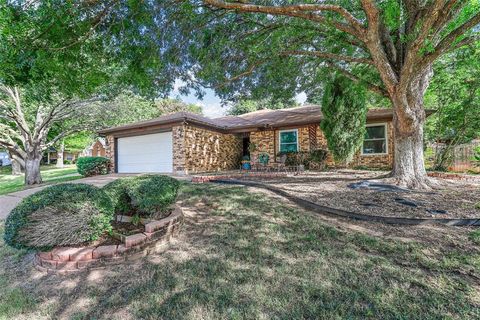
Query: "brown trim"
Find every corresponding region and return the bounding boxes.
[114,137,118,173]
[113,127,175,138]
[101,120,229,137]
[273,128,277,162]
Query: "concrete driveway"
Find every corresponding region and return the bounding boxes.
[0,174,139,220]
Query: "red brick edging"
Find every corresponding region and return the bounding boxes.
[34,206,184,273]
[192,172,288,183]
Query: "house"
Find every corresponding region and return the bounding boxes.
[98,105,416,174]
[82,138,106,157]
[45,147,81,164]
[0,151,11,166]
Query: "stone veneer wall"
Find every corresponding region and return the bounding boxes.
[105,122,394,173]
[105,135,115,173]
[174,125,243,174]
[249,122,394,169]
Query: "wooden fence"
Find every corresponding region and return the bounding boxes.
[448,142,479,172]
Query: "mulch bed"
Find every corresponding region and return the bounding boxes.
[110,221,143,236]
[240,170,480,219]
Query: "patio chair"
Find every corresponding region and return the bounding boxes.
[274,154,287,172]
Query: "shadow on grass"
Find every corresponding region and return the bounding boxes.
[0,183,479,319]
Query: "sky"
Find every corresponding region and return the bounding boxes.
[170,79,308,118]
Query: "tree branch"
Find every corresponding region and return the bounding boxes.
[215,60,265,88]
[326,62,388,97]
[423,11,480,65]
[202,0,366,39]
[281,50,374,65]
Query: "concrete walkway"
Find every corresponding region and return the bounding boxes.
[0,174,189,220]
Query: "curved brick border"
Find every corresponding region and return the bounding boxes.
[34,205,184,273]
[215,179,480,226]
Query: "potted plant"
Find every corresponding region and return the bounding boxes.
[258,152,269,166]
[241,155,251,170]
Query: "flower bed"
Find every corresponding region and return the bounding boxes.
[34,205,184,273]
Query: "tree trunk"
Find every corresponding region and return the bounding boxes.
[391,69,433,189]
[56,141,64,168]
[11,157,23,175]
[25,154,42,185]
[392,121,428,188]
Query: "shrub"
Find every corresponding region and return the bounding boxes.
[277,149,328,170]
[103,178,135,215]
[76,157,110,177]
[309,149,328,170]
[104,175,180,218]
[4,184,113,250]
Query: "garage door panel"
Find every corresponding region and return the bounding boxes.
[117,132,173,173]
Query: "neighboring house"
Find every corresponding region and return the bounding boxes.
[82,138,106,157]
[98,105,432,174]
[0,151,11,166]
[45,147,81,164]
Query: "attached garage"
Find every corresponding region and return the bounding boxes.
[116,132,173,173]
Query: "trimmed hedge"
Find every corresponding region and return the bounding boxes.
[103,175,180,218]
[77,157,110,177]
[102,178,134,215]
[4,184,114,250]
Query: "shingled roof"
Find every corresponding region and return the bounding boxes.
[99,105,433,134]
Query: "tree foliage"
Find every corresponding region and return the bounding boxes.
[227,97,297,115]
[321,75,367,163]
[425,43,480,144]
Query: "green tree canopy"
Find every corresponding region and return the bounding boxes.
[425,43,480,145]
[227,98,297,115]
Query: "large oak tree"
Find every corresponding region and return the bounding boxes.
[0,1,172,184]
[173,0,480,188]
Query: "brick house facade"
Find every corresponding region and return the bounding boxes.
[99,106,415,174]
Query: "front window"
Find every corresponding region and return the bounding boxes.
[279,129,298,152]
[362,124,387,155]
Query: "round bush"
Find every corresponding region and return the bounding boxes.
[76,156,110,177]
[4,183,114,250]
[103,175,180,218]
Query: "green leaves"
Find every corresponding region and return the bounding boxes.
[320,74,367,163]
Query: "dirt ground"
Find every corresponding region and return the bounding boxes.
[241,170,480,219]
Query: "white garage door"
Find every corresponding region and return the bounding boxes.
[117,132,173,173]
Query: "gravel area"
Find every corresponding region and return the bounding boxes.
[241,170,480,219]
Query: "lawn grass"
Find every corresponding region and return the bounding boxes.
[0,182,479,319]
[0,165,81,196]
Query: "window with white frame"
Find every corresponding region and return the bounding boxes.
[362,124,387,155]
[279,129,298,152]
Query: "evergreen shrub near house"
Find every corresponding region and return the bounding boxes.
[76,156,110,177]
[103,175,180,218]
[4,184,113,250]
